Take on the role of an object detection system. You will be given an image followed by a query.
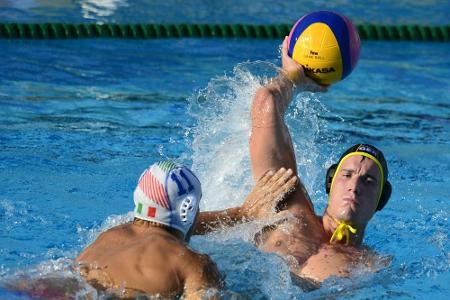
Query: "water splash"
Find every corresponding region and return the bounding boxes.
[286,92,343,201]
[191,231,303,299]
[185,61,274,211]
[77,212,133,248]
[1,258,98,300]
[185,60,339,211]
[0,199,48,232]
[80,0,129,20]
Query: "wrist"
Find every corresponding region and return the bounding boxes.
[231,206,245,221]
[281,67,307,90]
[283,69,301,86]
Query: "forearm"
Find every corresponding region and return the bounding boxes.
[264,72,295,114]
[194,207,243,235]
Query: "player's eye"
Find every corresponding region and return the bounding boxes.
[364,176,376,185]
[341,171,351,178]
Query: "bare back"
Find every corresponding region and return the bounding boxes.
[76,222,221,299]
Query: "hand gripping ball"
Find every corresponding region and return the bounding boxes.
[287,11,361,85]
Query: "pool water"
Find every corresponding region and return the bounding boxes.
[1,1,450,299]
[1,0,449,25]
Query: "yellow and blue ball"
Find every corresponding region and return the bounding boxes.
[287,11,361,85]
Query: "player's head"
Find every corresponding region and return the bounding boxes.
[133,161,202,241]
[325,144,391,225]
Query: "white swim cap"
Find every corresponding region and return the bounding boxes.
[133,161,202,238]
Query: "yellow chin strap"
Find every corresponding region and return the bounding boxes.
[329,219,357,245]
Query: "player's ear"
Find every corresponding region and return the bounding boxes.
[326,164,338,193]
[376,181,392,211]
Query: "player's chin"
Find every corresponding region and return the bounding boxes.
[336,206,357,222]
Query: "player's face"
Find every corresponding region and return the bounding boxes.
[327,155,381,225]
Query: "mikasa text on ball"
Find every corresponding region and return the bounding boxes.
[287,11,360,85]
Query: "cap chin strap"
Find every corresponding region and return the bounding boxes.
[329,217,357,245]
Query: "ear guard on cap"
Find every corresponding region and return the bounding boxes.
[325,164,392,211]
[376,181,391,211]
[325,163,338,194]
[179,195,198,224]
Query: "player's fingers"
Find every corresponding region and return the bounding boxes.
[282,36,288,55]
[256,169,276,187]
[273,168,295,187]
[266,167,289,186]
[259,177,297,211]
[275,210,291,220]
[280,175,298,195]
[268,175,297,206]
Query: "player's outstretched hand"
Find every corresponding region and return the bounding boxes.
[241,168,298,220]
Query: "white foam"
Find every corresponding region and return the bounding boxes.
[185,61,275,211]
[77,212,133,248]
[185,61,337,211]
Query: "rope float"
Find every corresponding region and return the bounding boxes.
[0,23,448,41]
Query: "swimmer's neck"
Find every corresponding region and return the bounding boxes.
[321,211,366,246]
[132,218,185,242]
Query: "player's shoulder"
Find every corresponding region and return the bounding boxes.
[94,223,133,242]
[184,251,224,290]
[182,248,219,276]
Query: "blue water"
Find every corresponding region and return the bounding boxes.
[1,0,449,25]
[1,1,450,299]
